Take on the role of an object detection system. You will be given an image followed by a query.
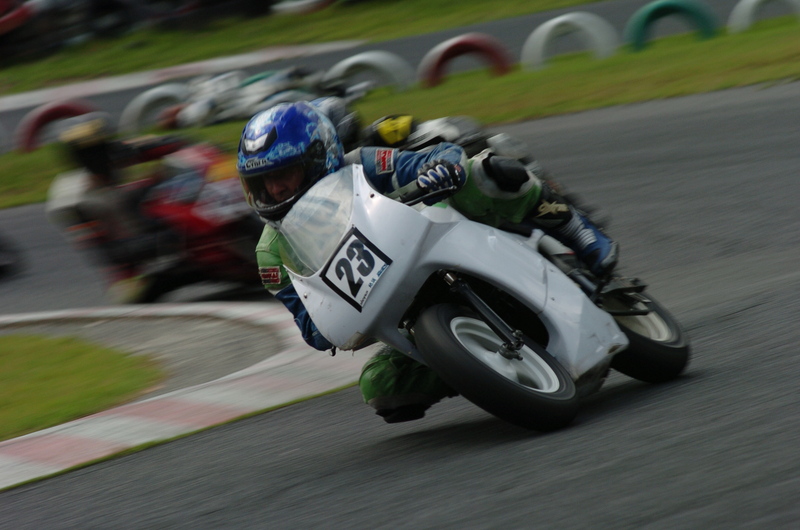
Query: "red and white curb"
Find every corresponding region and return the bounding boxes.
[0,40,364,113]
[0,303,372,490]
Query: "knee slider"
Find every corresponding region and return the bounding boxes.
[482,154,531,193]
[466,150,539,202]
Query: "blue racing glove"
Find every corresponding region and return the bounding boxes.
[416,160,466,194]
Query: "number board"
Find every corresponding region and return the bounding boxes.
[321,228,392,312]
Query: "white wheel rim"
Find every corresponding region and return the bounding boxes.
[607,298,673,341]
[450,317,562,393]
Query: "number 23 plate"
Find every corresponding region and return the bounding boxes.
[321,228,391,312]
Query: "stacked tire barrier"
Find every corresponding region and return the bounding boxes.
[417,33,513,88]
[10,0,800,149]
[322,51,416,91]
[623,0,718,51]
[727,0,800,32]
[117,83,192,134]
[521,12,620,70]
[14,99,99,153]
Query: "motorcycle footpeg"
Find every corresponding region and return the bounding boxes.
[601,276,647,296]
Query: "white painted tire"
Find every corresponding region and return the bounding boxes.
[187,70,249,100]
[521,12,620,70]
[176,99,216,128]
[118,83,190,133]
[322,51,415,91]
[272,0,337,15]
[727,0,800,33]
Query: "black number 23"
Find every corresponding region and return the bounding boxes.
[335,240,375,296]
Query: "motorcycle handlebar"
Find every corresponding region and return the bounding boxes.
[397,184,459,207]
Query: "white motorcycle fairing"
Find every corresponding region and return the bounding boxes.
[279,165,627,380]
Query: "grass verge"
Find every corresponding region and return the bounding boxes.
[0,334,163,442]
[1,17,799,209]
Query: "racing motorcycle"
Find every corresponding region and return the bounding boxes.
[46,143,264,303]
[276,164,690,431]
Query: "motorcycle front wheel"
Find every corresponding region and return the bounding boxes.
[415,303,579,431]
[604,292,690,383]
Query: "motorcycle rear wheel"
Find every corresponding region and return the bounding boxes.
[415,303,579,431]
[605,292,690,383]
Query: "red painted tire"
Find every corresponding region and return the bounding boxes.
[0,4,34,37]
[14,99,99,153]
[417,32,513,88]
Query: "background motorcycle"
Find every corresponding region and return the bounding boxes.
[47,142,264,303]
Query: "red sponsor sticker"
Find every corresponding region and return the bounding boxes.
[259,266,282,285]
[375,148,394,174]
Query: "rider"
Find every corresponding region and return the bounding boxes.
[237,101,618,423]
[55,112,187,286]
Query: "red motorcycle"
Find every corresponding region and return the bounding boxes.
[47,142,265,303]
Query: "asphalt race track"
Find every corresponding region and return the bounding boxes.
[0,78,798,526]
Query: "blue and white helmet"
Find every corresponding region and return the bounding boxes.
[237,101,344,220]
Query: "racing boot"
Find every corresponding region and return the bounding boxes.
[528,183,618,277]
[359,346,458,424]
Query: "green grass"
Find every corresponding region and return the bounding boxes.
[0,334,163,442]
[0,146,65,209]
[0,0,597,94]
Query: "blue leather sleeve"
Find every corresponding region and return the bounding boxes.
[274,284,334,351]
[357,143,466,193]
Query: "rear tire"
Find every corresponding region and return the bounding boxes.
[606,293,690,383]
[415,303,579,431]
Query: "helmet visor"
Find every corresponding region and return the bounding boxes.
[242,163,307,211]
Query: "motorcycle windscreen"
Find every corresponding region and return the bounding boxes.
[279,167,355,276]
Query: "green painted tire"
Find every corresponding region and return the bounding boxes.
[623,0,718,51]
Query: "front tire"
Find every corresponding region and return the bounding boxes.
[415,303,579,431]
[605,292,690,383]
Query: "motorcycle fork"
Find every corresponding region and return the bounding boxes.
[440,272,525,360]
